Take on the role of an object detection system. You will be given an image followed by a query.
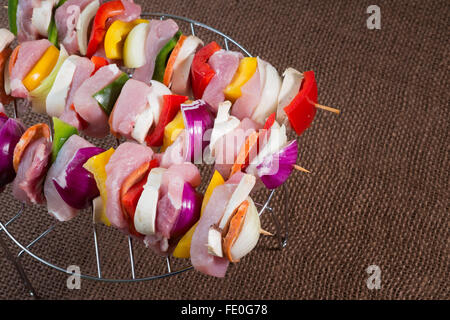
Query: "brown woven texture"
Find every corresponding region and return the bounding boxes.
[0,0,449,300]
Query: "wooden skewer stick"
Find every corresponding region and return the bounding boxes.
[260,229,273,236]
[293,165,311,173]
[315,103,340,115]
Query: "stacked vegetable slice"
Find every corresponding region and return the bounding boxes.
[0,113,25,191]
[0,1,341,279]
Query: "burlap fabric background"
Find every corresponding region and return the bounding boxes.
[0,0,448,300]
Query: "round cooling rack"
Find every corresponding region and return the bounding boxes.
[0,13,290,290]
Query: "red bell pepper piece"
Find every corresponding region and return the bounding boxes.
[263,112,276,130]
[283,71,318,136]
[121,177,147,219]
[190,41,221,100]
[145,94,188,147]
[121,159,159,237]
[122,176,147,237]
[0,47,12,105]
[86,0,125,58]
[90,56,109,75]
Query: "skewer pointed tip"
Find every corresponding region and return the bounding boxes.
[260,229,274,236]
[315,103,340,115]
[293,165,311,173]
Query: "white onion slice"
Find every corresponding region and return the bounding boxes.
[134,168,166,235]
[0,29,15,53]
[171,36,204,95]
[46,56,77,117]
[31,0,56,37]
[123,22,150,68]
[276,68,303,124]
[131,107,153,144]
[218,174,255,230]
[251,58,282,124]
[207,226,223,257]
[148,80,172,125]
[209,101,240,158]
[29,46,69,114]
[76,0,100,55]
[229,197,261,261]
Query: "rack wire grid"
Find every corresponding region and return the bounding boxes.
[0,13,290,294]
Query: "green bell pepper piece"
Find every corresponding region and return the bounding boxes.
[51,117,78,163]
[152,31,182,83]
[8,0,18,36]
[47,0,68,48]
[47,17,59,48]
[92,72,129,116]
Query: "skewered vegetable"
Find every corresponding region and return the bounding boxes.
[104,19,148,60]
[86,0,125,57]
[51,117,78,162]
[53,146,105,209]
[145,94,187,147]
[0,117,24,189]
[93,72,129,116]
[1,4,340,279]
[181,100,215,163]
[190,41,221,100]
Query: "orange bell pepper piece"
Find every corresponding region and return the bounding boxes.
[13,123,51,172]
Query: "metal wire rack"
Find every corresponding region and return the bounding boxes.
[0,13,289,295]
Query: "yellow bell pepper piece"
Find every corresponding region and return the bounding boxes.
[224,57,257,102]
[161,110,185,152]
[83,148,115,226]
[173,170,225,259]
[199,171,225,216]
[104,19,149,60]
[22,45,60,92]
